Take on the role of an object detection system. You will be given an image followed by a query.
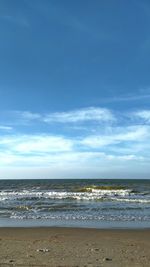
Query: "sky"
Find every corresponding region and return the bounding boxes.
[0,0,150,179]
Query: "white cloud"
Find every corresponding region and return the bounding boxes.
[15,136,73,153]
[106,154,144,161]
[0,150,144,168]
[0,151,100,167]
[8,107,115,126]
[0,126,13,131]
[44,107,115,123]
[101,93,150,103]
[20,111,41,120]
[1,106,150,178]
[81,126,149,148]
[0,135,73,153]
[134,110,150,123]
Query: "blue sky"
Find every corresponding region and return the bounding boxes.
[0,0,150,179]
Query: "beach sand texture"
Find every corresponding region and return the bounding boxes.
[0,228,150,267]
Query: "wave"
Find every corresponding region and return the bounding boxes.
[0,188,133,201]
[10,213,150,222]
[78,185,127,192]
[113,197,150,203]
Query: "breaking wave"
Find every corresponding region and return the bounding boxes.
[0,188,133,201]
[10,213,150,222]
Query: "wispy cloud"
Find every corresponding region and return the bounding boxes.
[1,106,150,178]
[99,93,150,104]
[0,124,149,166]
[0,149,144,169]
[7,107,115,125]
[0,126,13,131]
[133,110,150,123]
[81,126,149,148]
[2,107,150,130]
[44,107,115,123]
[19,111,41,120]
[0,135,73,154]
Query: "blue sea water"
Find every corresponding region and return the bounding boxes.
[0,179,150,228]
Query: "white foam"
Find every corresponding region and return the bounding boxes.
[0,189,133,201]
[113,197,150,203]
[10,213,150,222]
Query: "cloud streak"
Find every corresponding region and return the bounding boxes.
[44,107,115,123]
[99,93,150,104]
[0,135,73,154]
[1,107,150,178]
[81,126,149,148]
[0,126,13,131]
[133,110,150,123]
[6,107,115,125]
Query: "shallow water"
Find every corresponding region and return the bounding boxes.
[0,179,150,228]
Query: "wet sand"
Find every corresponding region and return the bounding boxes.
[0,227,150,267]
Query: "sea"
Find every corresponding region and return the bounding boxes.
[0,179,150,229]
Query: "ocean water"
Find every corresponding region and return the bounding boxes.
[0,179,150,228]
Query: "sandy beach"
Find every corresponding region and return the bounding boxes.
[0,227,149,267]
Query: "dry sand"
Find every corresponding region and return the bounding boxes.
[0,227,149,267]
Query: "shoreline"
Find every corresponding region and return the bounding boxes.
[0,217,150,229]
[0,227,150,266]
[0,226,150,230]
